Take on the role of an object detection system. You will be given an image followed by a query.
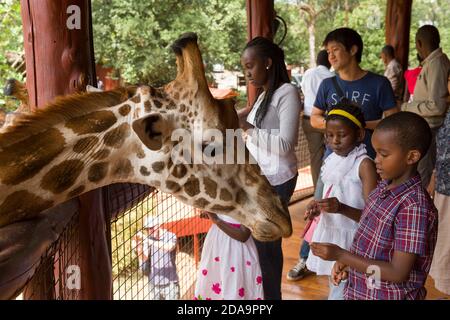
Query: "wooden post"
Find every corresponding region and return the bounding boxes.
[20,0,111,299]
[385,0,413,70]
[239,0,274,129]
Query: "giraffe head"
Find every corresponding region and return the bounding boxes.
[0,33,292,241]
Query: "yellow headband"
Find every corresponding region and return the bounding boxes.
[327,109,363,129]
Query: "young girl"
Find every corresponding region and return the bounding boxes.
[305,103,378,300]
[194,211,264,300]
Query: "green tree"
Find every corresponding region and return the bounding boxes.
[0,0,24,111]
[92,0,246,85]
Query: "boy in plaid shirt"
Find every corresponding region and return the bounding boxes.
[310,112,438,300]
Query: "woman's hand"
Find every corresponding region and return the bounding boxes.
[310,242,344,261]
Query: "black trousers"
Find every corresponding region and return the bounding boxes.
[253,174,297,300]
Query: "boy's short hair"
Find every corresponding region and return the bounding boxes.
[375,112,432,158]
[323,28,363,63]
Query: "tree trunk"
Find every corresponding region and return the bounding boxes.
[20,0,111,300]
[385,0,412,71]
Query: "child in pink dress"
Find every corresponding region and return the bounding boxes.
[194,212,264,300]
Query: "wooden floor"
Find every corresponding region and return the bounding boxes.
[281,197,450,300]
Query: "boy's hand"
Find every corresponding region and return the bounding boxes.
[310,242,343,261]
[304,200,320,220]
[316,197,341,213]
[331,261,348,286]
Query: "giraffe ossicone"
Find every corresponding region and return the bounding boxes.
[0,32,292,241]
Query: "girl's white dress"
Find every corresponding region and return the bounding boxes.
[306,144,370,275]
[194,214,264,300]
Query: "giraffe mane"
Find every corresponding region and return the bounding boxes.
[0,87,136,149]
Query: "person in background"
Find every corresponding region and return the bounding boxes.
[137,216,180,300]
[241,36,301,300]
[286,49,334,282]
[402,24,450,188]
[403,54,423,103]
[380,45,404,105]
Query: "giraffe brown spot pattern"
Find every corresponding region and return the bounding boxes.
[112,159,133,178]
[153,100,163,109]
[144,100,151,112]
[152,161,165,173]
[0,190,54,227]
[140,166,151,176]
[41,159,85,194]
[203,177,218,199]
[73,136,99,154]
[119,104,131,116]
[0,128,65,185]
[166,180,181,192]
[236,188,248,206]
[66,110,117,135]
[91,149,110,160]
[210,204,234,213]
[172,164,187,179]
[184,175,200,197]
[103,123,131,149]
[194,198,209,208]
[88,162,109,183]
[130,95,141,103]
[219,188,233,202]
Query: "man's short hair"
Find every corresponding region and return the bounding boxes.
[323,28,363,63]
[375,112,432,158]
[316,49,331,69]
[416,25,440,51]
[381,45,395,58]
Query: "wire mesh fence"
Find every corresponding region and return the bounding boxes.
[9,114,314,300]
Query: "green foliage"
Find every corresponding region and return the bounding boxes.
[0,0,23,110]
[92,0,246,85]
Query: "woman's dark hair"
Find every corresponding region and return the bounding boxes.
[323,28,363,63]
[244,37,290,127]
[326,102,366,132]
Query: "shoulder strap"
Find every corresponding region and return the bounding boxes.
[331,76,345,101]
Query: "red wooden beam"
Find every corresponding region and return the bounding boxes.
[385,0,413,71]
[20,0,110,300]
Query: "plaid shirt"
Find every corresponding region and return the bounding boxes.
[345,175,438,300]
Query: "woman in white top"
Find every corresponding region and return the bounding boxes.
[304,103,378,300]
[240,37,301,300]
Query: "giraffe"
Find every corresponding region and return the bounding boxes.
[0,33,292,241]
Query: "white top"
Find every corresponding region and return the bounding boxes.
[246,83,301,186]
[301,65,334,116]
[306,144,370,275]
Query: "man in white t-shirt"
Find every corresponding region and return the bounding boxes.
[300,50,334,188]
[286,50,334,282]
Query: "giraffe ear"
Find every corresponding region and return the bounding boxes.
[132,114,169,151]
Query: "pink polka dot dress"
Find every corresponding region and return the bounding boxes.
[194,214,264,300]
